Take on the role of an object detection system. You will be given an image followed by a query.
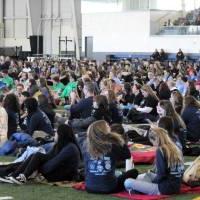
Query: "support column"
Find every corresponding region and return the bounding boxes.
[181,0,186,17]
[27,0,42,35]
[181,0,186,11]
[0,0,3,23]
[71,0,81,60]
[0,0,4,46]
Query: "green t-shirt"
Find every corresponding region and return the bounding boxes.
[60,82,77,98]
[2,76,14,88]
[52,82,65,93]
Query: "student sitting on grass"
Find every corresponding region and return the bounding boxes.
[0,124,81,184]
[129,84,159,123]
[110,124,129,168]
[69,95,111,134]
[157,100,186,148]
[124,126,184,195]
[82,120,138,194]
[3,93,20,139]
[22,97,54,136]
[158,116,182,150]
[182,95,200,142]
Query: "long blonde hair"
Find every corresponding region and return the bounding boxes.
[149,126,183,168]
[87,120,124,158]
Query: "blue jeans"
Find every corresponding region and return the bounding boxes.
[124,172,160,195]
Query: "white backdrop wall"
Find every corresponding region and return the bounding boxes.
[82,11,200,58]
[2,3,200,58]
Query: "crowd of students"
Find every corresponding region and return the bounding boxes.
[0,55,199,195]
[164,7,200,26]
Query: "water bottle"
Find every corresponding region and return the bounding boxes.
[125,157,134,172]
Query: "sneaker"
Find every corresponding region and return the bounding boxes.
[0,176,14,184]
[7,174,27,185]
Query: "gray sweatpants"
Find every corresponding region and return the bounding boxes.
[124,172,160,195]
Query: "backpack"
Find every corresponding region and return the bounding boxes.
[127,109,146,124]
[183,156,200,187]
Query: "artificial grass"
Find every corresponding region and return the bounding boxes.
[0,180,199,200]
[0,157,199,200]
[0,182,199,200]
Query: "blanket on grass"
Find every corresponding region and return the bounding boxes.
[72,182,200,200]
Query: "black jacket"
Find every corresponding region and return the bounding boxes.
[70,108,111,134]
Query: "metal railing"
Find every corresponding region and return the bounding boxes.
[158,25,200,35]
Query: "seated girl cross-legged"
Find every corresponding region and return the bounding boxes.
[124,126,184,195]
[83,120,138,194]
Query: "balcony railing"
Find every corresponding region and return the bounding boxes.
[158,25,200,35]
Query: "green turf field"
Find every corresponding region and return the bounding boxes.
[0,156,199,200]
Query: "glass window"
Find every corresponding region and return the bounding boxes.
[185,0,200,11]
[81,0,123,13]
[82,0,200,13]
[155,0,200,11]
[156,0,182,10]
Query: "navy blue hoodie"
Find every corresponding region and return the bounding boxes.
[83,144,130,193]
[182,106,200,141]
[26,109,54,136]
[153,148,184,195]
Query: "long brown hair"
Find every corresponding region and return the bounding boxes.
[107,90,116,104]
[94,95,109,110]
[159,100,186,129]
[170,90,183,114]
[142,84,159,101]
[87,120,124,158]
[183,95,200,109]
[149,126,183,168]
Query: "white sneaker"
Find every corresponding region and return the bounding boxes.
[0,177,14,184]
[7,174,27,185]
